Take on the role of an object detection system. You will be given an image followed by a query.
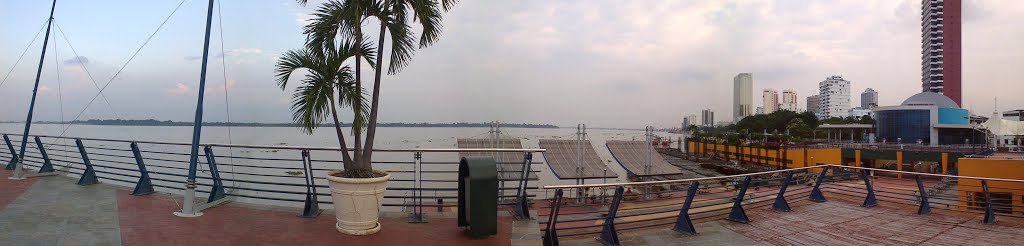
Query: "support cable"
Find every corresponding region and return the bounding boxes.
[47,0,187,141]
[51,21,135,142]
[216,0,238,189]
[52,27,71,172]
[0,19,50,89]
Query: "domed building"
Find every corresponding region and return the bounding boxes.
[873,92,979,146]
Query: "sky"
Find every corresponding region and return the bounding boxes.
[0,0,1022,129]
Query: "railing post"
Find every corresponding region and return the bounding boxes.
[75,139,98,185]
[409,151,426,223]
[299,150,322,218]
[809,166,829,202]
[203,146,226,203]
[129,142,155,196]
[772,171,794,212]
[915,174,930,215]
[513,152,533,219]
[673,181,700,234]
[4,135,16,170]
[726,176,752,223]
[34,136,54,173]
[982,180,995,224]
[860,169,877,207]
[542,189,564,246]
[598,186,624,246]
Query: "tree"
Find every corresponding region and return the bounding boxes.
[295,0,458,178]
[275,39,377,172]
[858,115,876,125]
[786,118,813,141]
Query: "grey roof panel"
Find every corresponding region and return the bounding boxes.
[538,139,618,179]
[606,140,686,176]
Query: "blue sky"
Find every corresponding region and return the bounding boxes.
[1,0,1022,128]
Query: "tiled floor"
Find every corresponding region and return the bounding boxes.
[0,170,120,246]
[0,171,518,246]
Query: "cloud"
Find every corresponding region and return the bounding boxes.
[220,48,263,57]
[166,83,192,95]
[63,56,90,66]
[184,56,202,61]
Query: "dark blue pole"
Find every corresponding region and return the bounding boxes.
[11,0,57,180]
[673,181,700,234]
[772,171,794,212]
[177,0,216,217]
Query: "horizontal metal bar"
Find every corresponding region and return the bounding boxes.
[826,164,1024,183]
[8,133,547,152]
[545,166,819,189]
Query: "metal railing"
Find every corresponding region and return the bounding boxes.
[538,164,1024,246]
[0,132,544,221]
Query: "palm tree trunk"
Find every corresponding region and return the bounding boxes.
[330,99,355,169]
[359,23,387,168]
[353,22,364,165]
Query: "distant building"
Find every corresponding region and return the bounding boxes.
[733,73,753,121]
[807,95,822,118]
[682,114,698,128]
[861,88,878,109]
[1003,110,1024,121]
[755,107,765,115]
[701,109,715,127]
[819,75,851,119]
[780,89,798,112]
[762,89,779,114]
[849,107,873,119]
[874,92,972,146]
[921,0,962,107]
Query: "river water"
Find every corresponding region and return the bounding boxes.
[0,123,684,211]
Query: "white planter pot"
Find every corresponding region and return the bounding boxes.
[326,171,390,235]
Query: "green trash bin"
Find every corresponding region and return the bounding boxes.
[458,156,498,238]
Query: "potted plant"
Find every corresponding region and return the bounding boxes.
[280,0,457,235]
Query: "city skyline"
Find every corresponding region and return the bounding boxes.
[1,1,1021,129]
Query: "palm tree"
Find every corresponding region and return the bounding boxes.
[295,0,457,177]
[274,39,377,173]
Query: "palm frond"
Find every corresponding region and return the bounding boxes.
[303,0,362,55]
[406,0,444,48]
[440,0,457,11]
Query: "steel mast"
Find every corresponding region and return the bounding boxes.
[176,0,217,217]
[10,0,58,180]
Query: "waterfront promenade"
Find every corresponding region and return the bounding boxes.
[4,167,1024,245]
[0,169,520,246]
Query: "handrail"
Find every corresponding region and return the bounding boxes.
[3,133,545,152]
[544,166,819,189]
[823,164,1024,183]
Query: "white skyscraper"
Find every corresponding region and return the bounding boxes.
[781,89,798,112]
[733,73,753,121]
[819,75,851,119]
[762,89,779,114]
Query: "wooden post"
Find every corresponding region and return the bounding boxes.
[941,153,949,175]
[896,151,903,179]
[855,150,861,167]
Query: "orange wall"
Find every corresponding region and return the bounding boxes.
[688,142,841,171]
[957,158,1024,214]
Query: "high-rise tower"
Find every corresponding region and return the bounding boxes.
[922,0,961,106]
[733,73,753,121]
[762,89,779,114]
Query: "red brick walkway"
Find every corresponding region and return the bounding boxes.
[117,190,513,246]
[0,169,37,210]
